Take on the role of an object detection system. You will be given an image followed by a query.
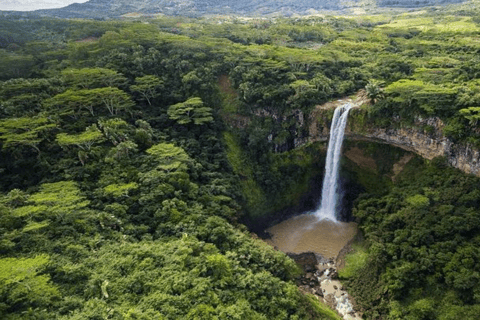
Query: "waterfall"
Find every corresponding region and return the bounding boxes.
[314,103,353,221]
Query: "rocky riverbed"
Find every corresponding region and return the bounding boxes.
[263,214,362,319]
[289,252,362,320]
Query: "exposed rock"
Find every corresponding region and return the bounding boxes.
[330,269,339,279]
[308,95,480,178]
[392,153,415,181]
[287,251,321,272]
[324,293,337,309]
[315,288,324,297]
[344,147,378,171]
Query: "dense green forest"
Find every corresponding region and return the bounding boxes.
[1,4,480,319]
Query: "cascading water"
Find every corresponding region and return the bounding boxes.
[314,103,353,221]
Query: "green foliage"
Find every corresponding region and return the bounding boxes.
[303,294,343,320]
[44,86,134,117]
[338,244,369,279]
[130,75,163,106]
[167,97,213,125]
[222,131,267,218]
[459,106,480,125]
[0,116,56,153]
[20,181,90,217]
[61,67,127,89]
[405,194,430,208]
[104,182,138,197]
[146,143,193,172]
[346,157,480,319]
[56,124,104,151]
[365,79,384,103]
[0,255,59,316]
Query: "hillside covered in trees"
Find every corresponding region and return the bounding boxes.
[2,3,480,319]
[0,0,469,19]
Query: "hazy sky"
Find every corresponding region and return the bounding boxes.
[0,0,89,11]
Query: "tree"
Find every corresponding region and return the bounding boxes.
[12,181,90,229]
[93,87,135,116]
[414,85,457,115]
[104,182,138,197]
[134,119,154,148]
[459,107,480,126]
[105,140,139,163]
[56,124,104,151]
[45,87,134,117]
[0,50,35,80]
[0,116,55,153]
[56,125,105,165]
[0,255,60,316]
[311,74,334,99]
[146,143,193,172]
[130,75,163,106]
[61,67,127,89]
[98,118,131,145]
[365,79,384,104]
[0,77,64,117]
[44,88,99,117]
[167,97,213,125]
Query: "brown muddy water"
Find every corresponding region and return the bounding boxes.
[265,214,358,259]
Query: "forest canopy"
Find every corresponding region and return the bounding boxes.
[1,5,480,319]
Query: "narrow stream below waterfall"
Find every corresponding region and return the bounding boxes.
[265,214,362,319]
[265,213,357,259]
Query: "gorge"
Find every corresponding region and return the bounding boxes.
[262,94,480,319]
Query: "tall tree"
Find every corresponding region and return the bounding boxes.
[167,97,213,125]
[130,75,163,106]
[0,116,55,153]
[61,67,127,89]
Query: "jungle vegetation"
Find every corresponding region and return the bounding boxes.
[1,4,480,319]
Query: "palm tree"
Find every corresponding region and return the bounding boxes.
[365,79,384,104]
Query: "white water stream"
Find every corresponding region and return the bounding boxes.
[315,103,353,221]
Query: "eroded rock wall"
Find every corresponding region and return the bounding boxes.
[309,103,480,177]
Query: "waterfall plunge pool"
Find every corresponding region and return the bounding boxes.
[264,214,358,259]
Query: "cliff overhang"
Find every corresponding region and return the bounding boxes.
[308,93,480,177]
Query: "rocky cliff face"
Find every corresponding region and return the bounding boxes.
[353,124,480,177]
[308,99,480,177]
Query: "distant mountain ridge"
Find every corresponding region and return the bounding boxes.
[0,0,468,18]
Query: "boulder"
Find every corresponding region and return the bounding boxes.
[287,251,321,272]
